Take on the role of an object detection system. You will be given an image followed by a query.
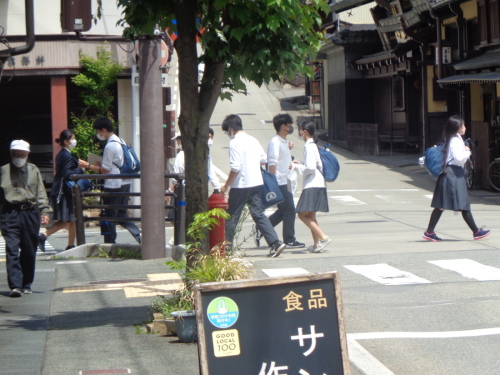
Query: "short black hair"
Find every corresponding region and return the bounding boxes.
[93,117,114,132]
[221,114,243,133]
[273,113,293,133]
[209,127,214,137]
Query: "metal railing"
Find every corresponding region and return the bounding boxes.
[70,173,185,246]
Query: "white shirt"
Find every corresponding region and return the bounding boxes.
[101,134,131,188]
[446,134,470,167]
[173,150,185,174]
[228,132,267,188]
[295,138,326,189]
[267,134,292,186]
[208,154,221,189]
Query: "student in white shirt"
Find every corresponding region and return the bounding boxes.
[220,114,286,258]
[78,117,141,244]
[423,115,490,241]
[293,121,331,253]
[253,114,304,249]
[208,127,222,192]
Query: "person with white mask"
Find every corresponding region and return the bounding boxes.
[0,140,52,297]
[38,129,83,252]
[78,117,141,244]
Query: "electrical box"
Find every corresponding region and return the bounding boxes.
[61,0,92,32]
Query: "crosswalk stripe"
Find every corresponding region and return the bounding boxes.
[0,236,55,254]
[262,268,310,277]
[424,195,433,199]
[374,195,409,204]
[428,259,500,281]
[330,196,367,206]
[344,264,432,285]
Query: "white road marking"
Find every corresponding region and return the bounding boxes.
[262,268,310,277]
[344,264,432,285]
[348,327,500,340]
[374,195,409,204]
[347,338,396,375]
[428,259,500,281]
[56,260,88,265]
[328,189,419,192]
[211,165,228,180]
[330,196,367,206]
[0,236,55,254]
[424,194,433,199]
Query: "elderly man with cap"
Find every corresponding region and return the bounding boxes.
[0,140,51,297]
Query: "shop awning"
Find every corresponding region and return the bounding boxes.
[453,50,500,71]
[330,0,374,13]
[437,71,500,84]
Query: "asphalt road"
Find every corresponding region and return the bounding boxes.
[6,81,499,374]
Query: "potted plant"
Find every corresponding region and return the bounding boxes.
[163,208,254,343]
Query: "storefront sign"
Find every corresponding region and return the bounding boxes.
[195,272,350,375]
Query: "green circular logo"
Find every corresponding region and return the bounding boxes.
[207,297,239,328]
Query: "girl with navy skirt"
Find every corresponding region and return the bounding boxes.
[38,130,84,251]
[423,115,490,241]
[294,121,331,253]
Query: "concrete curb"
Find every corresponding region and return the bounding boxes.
[53,242,186,260]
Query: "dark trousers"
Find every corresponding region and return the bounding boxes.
[103,184,141,244]
[1,207,39,290]
[225,185,279,247]
[266,184,296,244]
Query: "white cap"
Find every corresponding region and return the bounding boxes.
[171,131,181,141]
[10,140,30,152]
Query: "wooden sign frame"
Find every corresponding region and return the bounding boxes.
[194,271,350,375]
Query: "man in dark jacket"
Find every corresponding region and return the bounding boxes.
[0,140,52,297]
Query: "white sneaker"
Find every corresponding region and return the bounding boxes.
[316,237,331,252]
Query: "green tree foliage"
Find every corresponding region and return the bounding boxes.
[108,0,327,245]
[70,44,123,160]
[71,45,124,116]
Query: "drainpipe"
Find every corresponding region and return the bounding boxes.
[0,0,35,63]
[427,4,443,80]
[399,17,428,151]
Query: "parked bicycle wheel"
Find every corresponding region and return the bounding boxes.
[487,159,500,191]
[464,159,474,190]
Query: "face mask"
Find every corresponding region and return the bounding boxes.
[12,158,27,168]
[287,125,294,134]
[69,139,77,149]
[96,133,106,141]
[207,139,213,148]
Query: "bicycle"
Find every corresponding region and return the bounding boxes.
[488,158,500,191]
[464,138,474,190]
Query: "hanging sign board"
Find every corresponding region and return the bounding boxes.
[194,272,350,375]
[132,73,168,87]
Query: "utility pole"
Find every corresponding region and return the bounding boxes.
[139,37,166,259]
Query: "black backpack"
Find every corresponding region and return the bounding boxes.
[110,139,141,174]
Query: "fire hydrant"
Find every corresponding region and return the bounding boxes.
[208,191,229,251]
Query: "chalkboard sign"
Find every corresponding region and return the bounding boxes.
[194,272,350,375]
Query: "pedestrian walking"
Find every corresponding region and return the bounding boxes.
[220,114,286,257]
[253,114,305,249]
[38,130,82,252]
[293,121,331,253]
[423,115,490,241]
[78,117,141,244]
[1,140,52,297]
[208,127,222,193]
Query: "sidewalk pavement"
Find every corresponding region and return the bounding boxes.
[1,254,200,375]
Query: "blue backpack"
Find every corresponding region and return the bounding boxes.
[424,143,445,177]
[110,139,141,174]
[318,144,340,182]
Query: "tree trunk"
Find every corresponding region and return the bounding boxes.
[175,0,225,252]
